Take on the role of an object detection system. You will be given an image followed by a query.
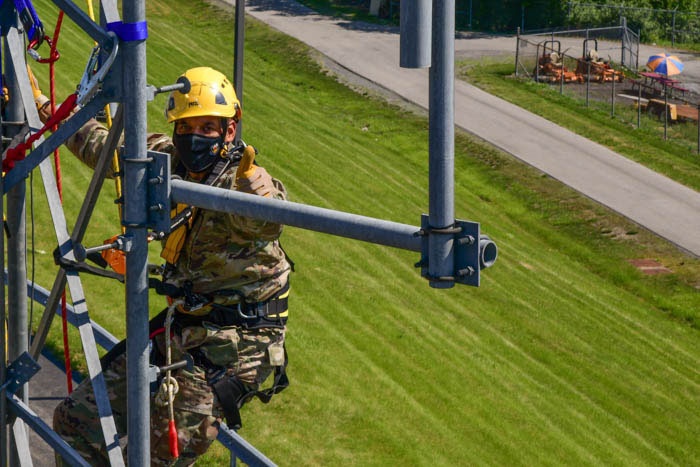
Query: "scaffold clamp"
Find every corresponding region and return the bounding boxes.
[418,215,498,287]
[147,150,171,235]
[1,352,40,394]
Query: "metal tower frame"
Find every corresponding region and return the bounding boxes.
[1,0,497,465]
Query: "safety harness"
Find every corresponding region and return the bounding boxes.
[160,142,242,266]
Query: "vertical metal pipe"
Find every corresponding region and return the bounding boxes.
[233,0,244,143]
[468,0,472,29]
[560,55,564,95]
[428,0,455,289]
[611,71,616,117]
[121,1,150,465]
[4,37,28,467]
[664,82,668,140]
[514,27,520,78]
[621,17,626,67]
[400,0,431,69]
[1,35,9,467]
[671,10,676,47]
[637,79,642,128]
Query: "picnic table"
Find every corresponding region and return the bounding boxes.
[639,71,688,96]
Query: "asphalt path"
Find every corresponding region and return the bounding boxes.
[246,0,700,257]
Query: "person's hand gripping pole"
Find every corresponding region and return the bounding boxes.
[27,64,51,122]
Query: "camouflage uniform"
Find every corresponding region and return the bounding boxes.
[53,120,292,466]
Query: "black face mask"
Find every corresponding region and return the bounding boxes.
[172,133,224,173]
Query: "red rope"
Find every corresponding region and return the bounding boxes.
[2,92,76,171]
[50,12,64,201]
[48,11,73,394]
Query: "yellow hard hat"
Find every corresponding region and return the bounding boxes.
[165,67,241,123]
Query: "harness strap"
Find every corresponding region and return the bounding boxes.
[211,376,247,430]
[160,203,194,265]
[210,347,289,431]
[159,145,242,266]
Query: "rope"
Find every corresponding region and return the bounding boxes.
[84,0,124,233]
[47,10,73,394]
[154,299,183,459]
[2,92,76,171]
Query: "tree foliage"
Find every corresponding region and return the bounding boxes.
[461,0,699,43]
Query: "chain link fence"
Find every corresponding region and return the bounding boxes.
[515,25,700,152]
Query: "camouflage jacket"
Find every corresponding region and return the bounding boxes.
[67,120,291,303]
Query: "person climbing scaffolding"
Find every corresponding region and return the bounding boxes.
[33,66,293,465]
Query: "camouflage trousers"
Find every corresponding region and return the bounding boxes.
[53,319,287,466]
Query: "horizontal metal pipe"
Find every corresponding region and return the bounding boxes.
[171,180,423,252]
[6,395,90,466]
[216,421,276,467]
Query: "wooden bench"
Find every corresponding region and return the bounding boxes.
[617,93,649,109]
[675,105,699,121]
[647,98,677,121]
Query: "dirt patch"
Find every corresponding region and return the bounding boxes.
[627,258,673,275]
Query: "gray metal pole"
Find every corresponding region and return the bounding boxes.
[122,1,150,464]
[638,79,642,128]
[400,0,431,69]
[1,35,10,467]
[171,180,422,252]
[233,0,244,143]
[671,10,676,47]
[514,27,520,78]
[428,0,455,289]
[664,82,668,140]
[4,36,29,466]
[611,70,616,117]
[621,17,626,67]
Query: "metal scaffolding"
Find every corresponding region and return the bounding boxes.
[0,0,498,465]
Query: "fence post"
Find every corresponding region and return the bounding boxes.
[671,9,677,47]
[468,0,472,29]
[663,82,668,140]
[560,56,564,94]
[637,79,642,129]
[620,17,626,68]
[515,27,520,78]
[611,70,616,117]
[585,29,590,107]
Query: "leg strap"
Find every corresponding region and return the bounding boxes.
[210,348,290,430]
[211,376,248,430]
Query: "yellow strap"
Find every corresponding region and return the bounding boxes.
[160,204,195,265]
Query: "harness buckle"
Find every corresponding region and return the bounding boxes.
[237,301,264,320]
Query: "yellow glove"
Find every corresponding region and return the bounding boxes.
[235,145,257,179]
[26,64,49,111]
[235,145,274,197]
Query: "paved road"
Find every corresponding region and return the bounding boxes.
[246,0,700,257]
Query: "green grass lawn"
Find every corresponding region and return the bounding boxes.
[20,0,700,465]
